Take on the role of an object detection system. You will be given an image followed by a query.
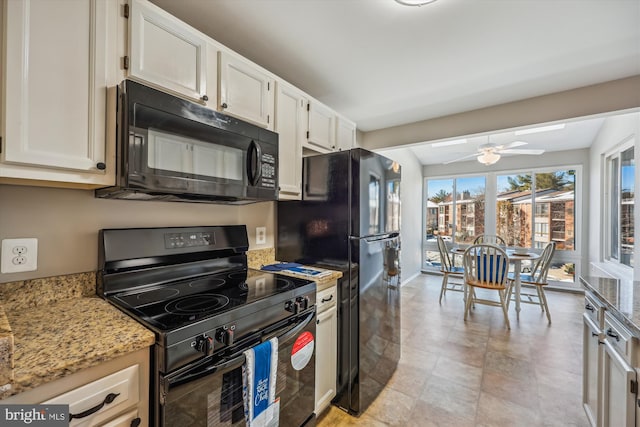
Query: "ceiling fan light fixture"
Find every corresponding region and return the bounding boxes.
[478,151,500,165]
[394,0,438,6]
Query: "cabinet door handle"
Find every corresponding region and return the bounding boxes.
[585,303,594,312]
[592,332,599,337]
[69,392,120,420]
[96,162,106,170]
[201,94,209,101]
[221,102,228,109]
[130,417,141,427]
[321,295,333,303]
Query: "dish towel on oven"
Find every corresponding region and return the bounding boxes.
[243,337,280,427]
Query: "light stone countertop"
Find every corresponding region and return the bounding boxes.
[580,275,640,336]
[247,248,342,292]
[0,272,155,401]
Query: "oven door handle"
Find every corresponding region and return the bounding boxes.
[263,308,316,345]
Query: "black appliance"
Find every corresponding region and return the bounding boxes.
[98,225,316,427]
[276,148,401,416]
[96,80,278,204]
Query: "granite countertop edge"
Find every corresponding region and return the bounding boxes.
[579,275,640,336]
[0,297,155,400]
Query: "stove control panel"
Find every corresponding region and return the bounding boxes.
[164,231,215,249]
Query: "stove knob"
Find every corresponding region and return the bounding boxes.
[285,300,298,314]
[296,296,309,311]
[216,328,235,346]
[195,335,213,354]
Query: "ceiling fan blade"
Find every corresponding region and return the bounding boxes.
[501,141,528,149]
[443,153,480,164]
[500,149,545,155]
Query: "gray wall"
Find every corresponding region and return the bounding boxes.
[0,185,274,283]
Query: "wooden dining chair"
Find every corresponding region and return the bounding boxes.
[473,234,507,246]
[507,242,556,323]
[436,236,464,303]
[463,244,511,329]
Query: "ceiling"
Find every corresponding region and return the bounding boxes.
[150,0,639,162]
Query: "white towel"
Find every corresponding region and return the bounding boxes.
[243,337,279,427]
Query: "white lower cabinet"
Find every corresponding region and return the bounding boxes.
[601,314,637,427]
[0,348,150,427]
[315,284,337,416]
[582,292,638,427]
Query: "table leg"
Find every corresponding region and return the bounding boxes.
[514,260,521,316]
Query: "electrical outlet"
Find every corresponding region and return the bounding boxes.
[1,238,38,273]
[256,227,267,245]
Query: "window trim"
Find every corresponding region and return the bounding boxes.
[602,135,635,270]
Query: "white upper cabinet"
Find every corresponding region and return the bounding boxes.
[275,81,307,199]
[128,0,215,105]
[1,0,118,187]
[336,116,357,151]
[305,101,336,152]
[218,52,274,130]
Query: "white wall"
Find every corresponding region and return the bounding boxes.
[376,147,423,283]
[0,184,275,283]
[588,111,640,279]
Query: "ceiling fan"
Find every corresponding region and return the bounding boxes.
[443,141,545,165]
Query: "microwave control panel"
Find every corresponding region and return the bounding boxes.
[260,153,276,189]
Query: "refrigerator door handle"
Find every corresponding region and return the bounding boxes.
[354,232,399,243]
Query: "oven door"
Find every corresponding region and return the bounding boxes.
[158,309,316,427]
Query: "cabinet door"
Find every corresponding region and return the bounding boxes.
[2,0,115,185]
[275,82,306,199]
[583,314,602,427]
[219,52,274,129]
[307,102,336,152]
[336,116,356,151]
[129,0,209,104]
[601,339,636,427]
[315,305,337,415]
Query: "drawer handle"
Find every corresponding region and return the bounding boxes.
[69,392,120,420]
[321,295,334,303]
[606,328,621,342]
[585,303,595,312]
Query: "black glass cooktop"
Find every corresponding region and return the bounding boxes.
[110,268,312,331]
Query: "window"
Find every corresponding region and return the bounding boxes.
[424,177,485,268]
[606,144,635,267]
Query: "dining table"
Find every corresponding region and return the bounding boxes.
[451,246,541,316]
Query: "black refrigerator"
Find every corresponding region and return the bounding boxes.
[276,148,401,416]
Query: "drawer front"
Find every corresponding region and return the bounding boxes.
[604,313,635,361]
[43,364,140,427]
[317,285,337,312]
[585,291,605,329]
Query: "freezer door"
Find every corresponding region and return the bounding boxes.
[351,149,401,238]
[347,234,401,415]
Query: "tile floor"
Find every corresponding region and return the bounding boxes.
[317,273,589,427]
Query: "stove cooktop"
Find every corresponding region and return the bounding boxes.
[110,268,312,331]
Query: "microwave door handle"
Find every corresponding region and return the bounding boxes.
[247,140,262,186]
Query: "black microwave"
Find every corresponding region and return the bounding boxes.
[96,80,278,203]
